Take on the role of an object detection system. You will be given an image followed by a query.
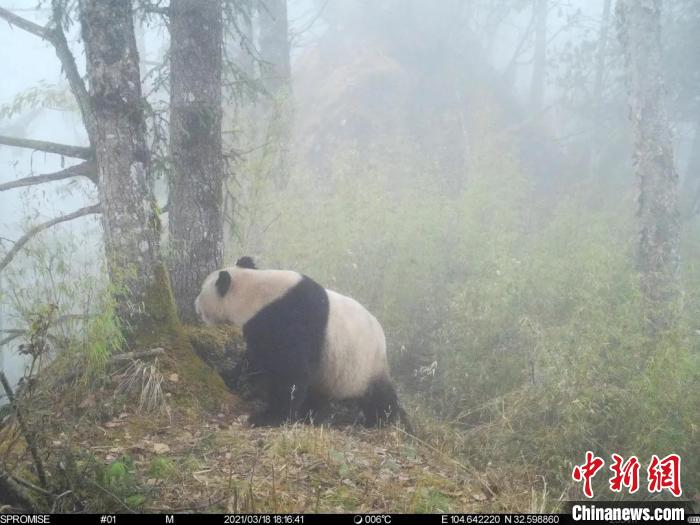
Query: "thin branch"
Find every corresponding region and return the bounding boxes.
[0,314,94,347]
[7,472,52,497]
[48,0,96,138]
[0,6,49,39]
[0,471,34,511]
[0,135,92,159]
[0,372,48,488]
[0,162,96,192]
[0,204,101,273]
[112,347,166,362]
[143,5,169,16]
[0,329,24,347]
[0,6,95,139]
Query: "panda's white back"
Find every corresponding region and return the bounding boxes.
[318,289,389,399]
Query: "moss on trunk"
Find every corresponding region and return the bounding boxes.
[130,262,233,412]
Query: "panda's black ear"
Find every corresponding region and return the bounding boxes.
[215,270,232,297]
[235,256,257,269]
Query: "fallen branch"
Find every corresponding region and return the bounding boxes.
[0,204,101,273]
[112,347,166,362]
[0,471,34,511]
[7,472,52,497]
[0,162,96,192]
[0,372,48,488]
[0,135,92,159]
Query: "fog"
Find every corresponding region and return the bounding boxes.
[0,0,698,511]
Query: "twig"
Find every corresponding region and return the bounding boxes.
[89,480,136,513]
[0,471,34,510]
[0,204,101,273]
[0,6,95,139]
[0,135,92,159]
[7,472,52,496]
[0,372,48,488]
[112,347,166,362]
[61,347,166,384]
[0,6,48,38]
[394,425,497,498]
[0,162,96,192]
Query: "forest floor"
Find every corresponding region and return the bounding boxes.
[0,326,543,513]
[1,386,542,513]
[53,401,526,513]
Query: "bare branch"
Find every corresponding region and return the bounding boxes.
[0,135,92,159]
[0,6,95,139]
[0,372,48,488]
[0,162,96,192]
[47,1,96,138]
[0,204,101,273]
[113,347,166,362]
[0,6,50,39]
[0,329,24,347]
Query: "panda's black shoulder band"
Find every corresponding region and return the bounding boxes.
[216,270,232,296]
[236,256,257,269]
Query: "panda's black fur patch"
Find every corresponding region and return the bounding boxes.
[236,256,257,269]
[242,275,329,426]
[215,270,231,297]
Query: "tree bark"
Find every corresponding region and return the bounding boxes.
[79,0,173,337]
[259,0,291,95]
[585,0,613,175]
[682,115,700,216]
[529,0,547,113]
[168,0,224,323]
[258,0,292,186]
[617,0,680,333]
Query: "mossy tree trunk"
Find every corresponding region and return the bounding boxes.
[617,0,681,334]
[168,0,225,324]
[79,0,174,340]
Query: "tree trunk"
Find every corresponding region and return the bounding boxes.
[79,0,175,338]
[585,0,613,176]
[259,0,291,95]
[529,0,547,114]
[258,0,292,187]
[168,0,224,324]
[681,115,700,217]
[617,0,680,333]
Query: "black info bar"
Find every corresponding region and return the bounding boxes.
[2,511,697,525]
[0,514,573,525]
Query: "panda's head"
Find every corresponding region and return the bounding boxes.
[195,256,302,327]
[195,257,257,326]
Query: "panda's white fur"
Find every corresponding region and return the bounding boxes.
[195,267,302,326]
[319,289,389,399]
[195,266,390,399]
[195,258,405,427]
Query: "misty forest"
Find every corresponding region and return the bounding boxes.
[0,0,698,514]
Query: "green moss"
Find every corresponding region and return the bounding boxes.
[186,325,245,369]
[129,262,233,413]
[148,457,176,480]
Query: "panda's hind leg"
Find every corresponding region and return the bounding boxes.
[299,390,331,424]
[359,377,401,427]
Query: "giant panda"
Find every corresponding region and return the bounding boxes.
[194,256,410,429]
